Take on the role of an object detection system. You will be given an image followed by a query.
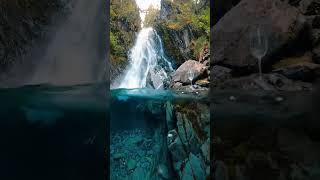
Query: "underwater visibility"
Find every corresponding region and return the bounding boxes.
[110,88,210,179]
[0,84,107,180]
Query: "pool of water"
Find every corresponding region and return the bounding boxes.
[0,84,108,180]
[110,88,210,179]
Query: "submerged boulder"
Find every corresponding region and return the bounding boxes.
[212,0,306,68]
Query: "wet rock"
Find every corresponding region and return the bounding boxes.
[167,129,178,145]
[165,101,174,130]
[172,60,207,84]
[168,136,187,162]
[212,0,306,68]
[195,78,210,87]
[217,73,313,91]
[201,139,210,163]
[272,55,320,81]
[181,153,206,180]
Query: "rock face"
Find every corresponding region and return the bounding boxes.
[166,101,210,179]
[0,0,67,71]
[155,0,194,65]
[212,0,306,68]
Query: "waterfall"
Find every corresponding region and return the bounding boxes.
[117,27,173,89]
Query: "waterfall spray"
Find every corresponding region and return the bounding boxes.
[117,27,173,89]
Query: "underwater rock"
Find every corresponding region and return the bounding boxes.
[130,167,146,180]
[201,139,210,164]
[158,164,169,179]
[113,153,125,160]
[127,159,137,171]
[165,101,174,130]
[181,153,206,180]
[167,101,210,179]
[212,0,306,68]
[172,60,207,84]
[168,136,187,162]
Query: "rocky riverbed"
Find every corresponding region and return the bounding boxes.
[110,129,170,180]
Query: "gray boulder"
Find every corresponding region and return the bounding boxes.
[172,60,207,84]
[212,0,306,68]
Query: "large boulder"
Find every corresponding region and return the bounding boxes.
[212,0,306,69]
[172,60,207,84]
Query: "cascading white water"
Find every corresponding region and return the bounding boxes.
[117,27,173,89]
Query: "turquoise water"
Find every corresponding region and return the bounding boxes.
[110,88,209,179]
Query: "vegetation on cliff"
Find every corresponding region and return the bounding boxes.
[154,0,210,64]
[110,0,141,69]
[144,6,159,27]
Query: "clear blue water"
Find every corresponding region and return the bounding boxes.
[110,88,209,179]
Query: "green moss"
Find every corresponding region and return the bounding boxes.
[156,0,210,64]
